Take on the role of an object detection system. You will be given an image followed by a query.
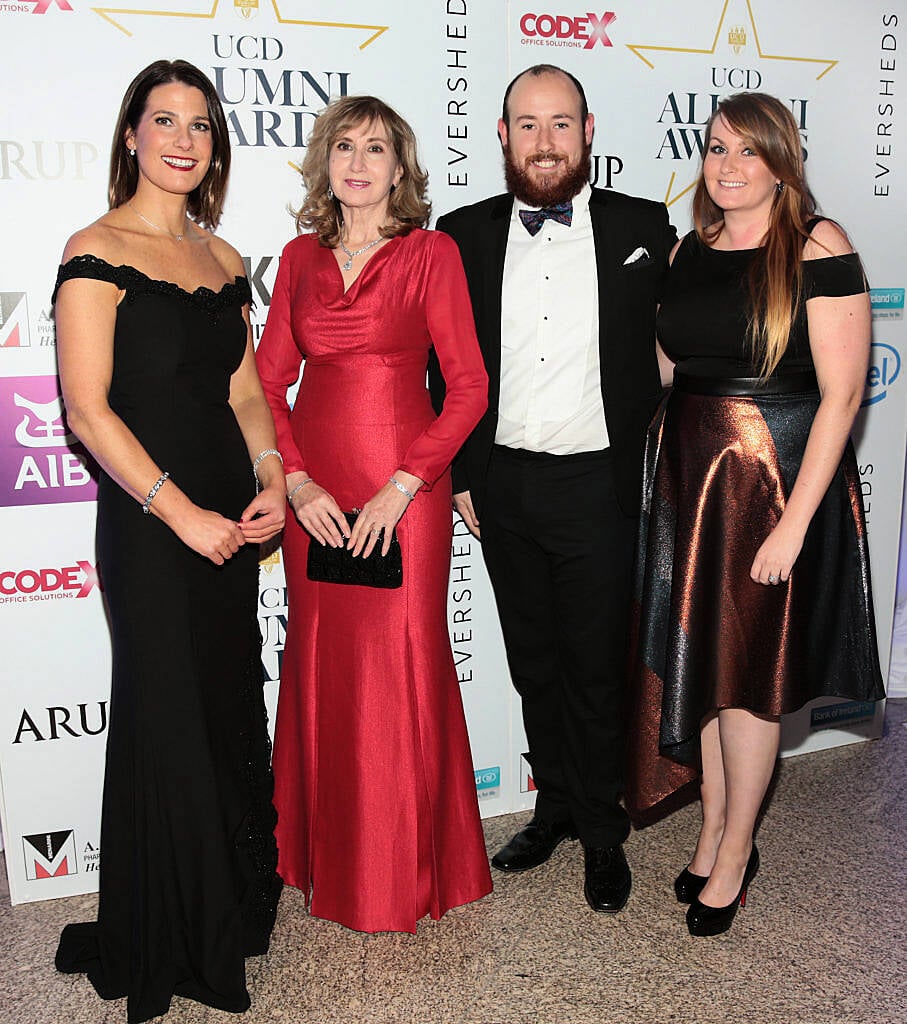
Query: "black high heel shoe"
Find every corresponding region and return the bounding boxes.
[686,845,759,937]
[674,866,708,904]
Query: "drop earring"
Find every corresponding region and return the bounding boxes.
[129,148,136,157]
[327,185,334,199]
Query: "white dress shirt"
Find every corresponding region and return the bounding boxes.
[496,183,609,454]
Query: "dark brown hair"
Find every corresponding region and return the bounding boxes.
[295,95,430,247]
[109,59,231,230]
[692,92,820,377]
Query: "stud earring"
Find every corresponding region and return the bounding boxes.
[776,181,785,193]
[129,148,136,157]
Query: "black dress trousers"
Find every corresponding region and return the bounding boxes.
[480,444,635,848]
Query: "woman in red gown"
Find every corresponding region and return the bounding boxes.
[255,95,492,933]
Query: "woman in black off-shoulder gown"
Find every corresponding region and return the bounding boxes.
[53,61,283,1022]
[626,93,885,938]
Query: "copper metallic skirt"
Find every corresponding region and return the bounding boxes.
[625,373,885,821]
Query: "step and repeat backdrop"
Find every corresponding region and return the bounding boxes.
[1,0,903,903]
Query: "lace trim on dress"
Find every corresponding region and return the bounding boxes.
[53,253,253,318]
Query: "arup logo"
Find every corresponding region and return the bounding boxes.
[862,342,900,406]
[870,288,905,322]
[22,830,77,880]
[519,11,616,50]
[0,375,97,506]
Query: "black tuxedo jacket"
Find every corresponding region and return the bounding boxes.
[430,187,676,517]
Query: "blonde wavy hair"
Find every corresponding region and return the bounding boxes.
[296,95,430,247]
[692,92,821,378]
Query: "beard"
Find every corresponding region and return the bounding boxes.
[503,143,592,208]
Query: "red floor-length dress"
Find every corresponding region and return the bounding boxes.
[256,229,492,933]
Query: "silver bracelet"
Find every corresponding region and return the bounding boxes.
[389,475,415,501]
[287,478,313,503]
[253,448,283,474]
[142,471,170,515]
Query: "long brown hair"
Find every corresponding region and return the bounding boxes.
[295,95,430,247]
[109,60,231,230]
[692,92,818,377]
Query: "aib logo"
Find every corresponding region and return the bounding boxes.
[0,375,97,506]
[862,342,900,406]
[519,11,616,49]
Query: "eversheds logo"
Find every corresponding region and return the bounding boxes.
[0,561,100,604]
[862,341,900,406]
[519,11,616,49]
[22,830,77,880]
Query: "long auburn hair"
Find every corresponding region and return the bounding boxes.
[692,92,819,378]
[109,60,231,230]
[295,95,430,247]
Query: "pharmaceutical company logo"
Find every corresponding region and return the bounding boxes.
[870,288,905,322]
[0,375,97,506]
[810,701,877,731]
[0,293,29,348]
[862,341,901,406]
[22,830,77,880]
[519,753,537,793]
[518,10,616,50]
[475,766,501,801]
[1,561,100,607]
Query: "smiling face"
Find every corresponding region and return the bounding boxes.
[703,114,780,222]
[126,82,213,197]
[499,70,593,207]
[327,118,403,222]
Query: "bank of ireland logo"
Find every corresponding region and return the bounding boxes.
[862,342,900,407]
[0,375,98,506]
[0,293,29,348]
[22,830,77,879]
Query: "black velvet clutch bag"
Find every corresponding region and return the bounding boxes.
[306,511,403,589]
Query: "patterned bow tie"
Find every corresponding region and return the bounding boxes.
[518,201,573,236]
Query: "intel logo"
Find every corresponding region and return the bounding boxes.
[862,341,900,406]
[474,766,501,791]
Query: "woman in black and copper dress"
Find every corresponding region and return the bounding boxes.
[626,92,885,936]
[53,60,283,1020]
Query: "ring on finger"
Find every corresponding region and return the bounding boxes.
[768,573,779,584]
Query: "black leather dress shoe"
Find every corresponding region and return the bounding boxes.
[491,817,576,872]
[583,845,631,913]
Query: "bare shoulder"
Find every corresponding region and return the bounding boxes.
[61,209,136,265]
[803,218,853,261]
[208,232,245,278]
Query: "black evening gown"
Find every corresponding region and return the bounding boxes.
[52,256,282,1023]
[626,230,886,820]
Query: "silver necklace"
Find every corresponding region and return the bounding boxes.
[339,237,382,271]
[129,201,187,242]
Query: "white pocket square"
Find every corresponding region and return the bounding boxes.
[623,246,650,265]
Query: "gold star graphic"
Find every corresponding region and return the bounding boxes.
[92,0,388,47]
[627,0,837,207]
